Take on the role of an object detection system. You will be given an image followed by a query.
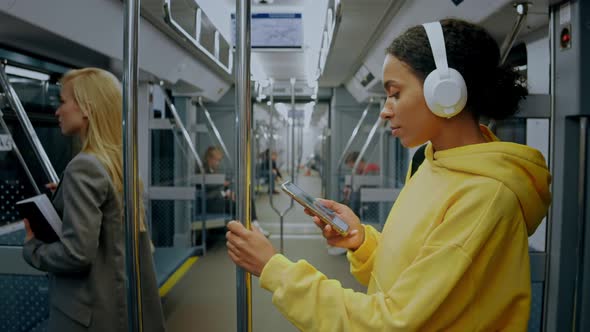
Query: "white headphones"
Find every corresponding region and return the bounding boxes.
[422,21,468,118]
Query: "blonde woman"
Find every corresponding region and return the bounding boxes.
[22,68,165,332]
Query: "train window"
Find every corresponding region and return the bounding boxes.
[6,73,60,116]
[4,65,50,81]
[0,63,77,227]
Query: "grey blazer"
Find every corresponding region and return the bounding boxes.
[23,153,166,332]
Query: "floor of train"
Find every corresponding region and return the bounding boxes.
[162,173,366,331]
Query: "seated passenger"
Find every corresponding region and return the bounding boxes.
[344,151,380,175]
[22,68,165,332]
[201,146,269,237]
[342,151,381,206]
[226,19,551,331]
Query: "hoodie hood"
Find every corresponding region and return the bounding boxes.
[425,125,552,235]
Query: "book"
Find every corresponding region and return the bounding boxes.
[16,194,62,243]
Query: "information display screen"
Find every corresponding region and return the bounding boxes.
[231,13,303,48]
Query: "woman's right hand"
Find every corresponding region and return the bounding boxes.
[45,182,58,194]
[305,199,365,251]
[23,219,34,242]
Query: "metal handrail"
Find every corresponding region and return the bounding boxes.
[336,102,372,171]
[573,117,588,330]
[197,96,233,170]
[158,88,210,253]
[0,63,59,184]
[0,109,40,195]
[489,2,529,133]
[159,88,204,173]
[379,123,387,188]
[350,117,384,191]
[290,77,298,239]
[122,0,143,330]
[296,109,304,178]
[499,2,530,65]
[235,0,252,330]
[321,126,330,198]
[268,79,296,254]
[163,0,232,74]
[542,9,556,332]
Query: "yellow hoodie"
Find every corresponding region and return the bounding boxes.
[259,126,551,331]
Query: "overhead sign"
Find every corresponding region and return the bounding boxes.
[0,134,12,151]
[231,13,303,48]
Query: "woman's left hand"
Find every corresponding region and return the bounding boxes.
[23,219,34,242]
[226,221,277,277]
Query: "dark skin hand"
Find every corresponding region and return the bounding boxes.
[304,199,365,251]
[226,200,365,276]
[226,221,277,277]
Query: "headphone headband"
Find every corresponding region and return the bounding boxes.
[422,22,449,78]
[420,21,468,118]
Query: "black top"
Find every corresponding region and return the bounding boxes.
[410,145,427,178]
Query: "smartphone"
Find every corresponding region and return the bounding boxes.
[280,181,349,236]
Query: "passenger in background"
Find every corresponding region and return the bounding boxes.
[303,153,320,176]
[203,146,269,237]
[338,150,381,237]
[226,19,551,331]
[22,68,165,332]
[260,148,283,194]
[331,150,382,255]
[342,150,380,205]
[344,151,380,175]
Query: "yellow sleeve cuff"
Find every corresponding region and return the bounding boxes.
[347,224,378,265]
[259,254,295,292]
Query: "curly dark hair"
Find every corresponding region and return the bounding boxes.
[386,19,527,120]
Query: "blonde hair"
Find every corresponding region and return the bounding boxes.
[204,146,223,162]
[61,68,146,231]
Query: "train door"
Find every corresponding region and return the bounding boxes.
[0,56,73,332]
[544,2,590,331]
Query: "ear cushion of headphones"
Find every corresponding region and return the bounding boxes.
[423,68,468,118]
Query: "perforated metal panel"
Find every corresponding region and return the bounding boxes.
[29,320,47,332]
[150,200,175,247]
[151,130,175,186]
[0,274,49,332]
[150,198,194,247]
[0,180,28,225]
[528,282,544,332]
[360,202,380,224]
[360,201,393,231]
